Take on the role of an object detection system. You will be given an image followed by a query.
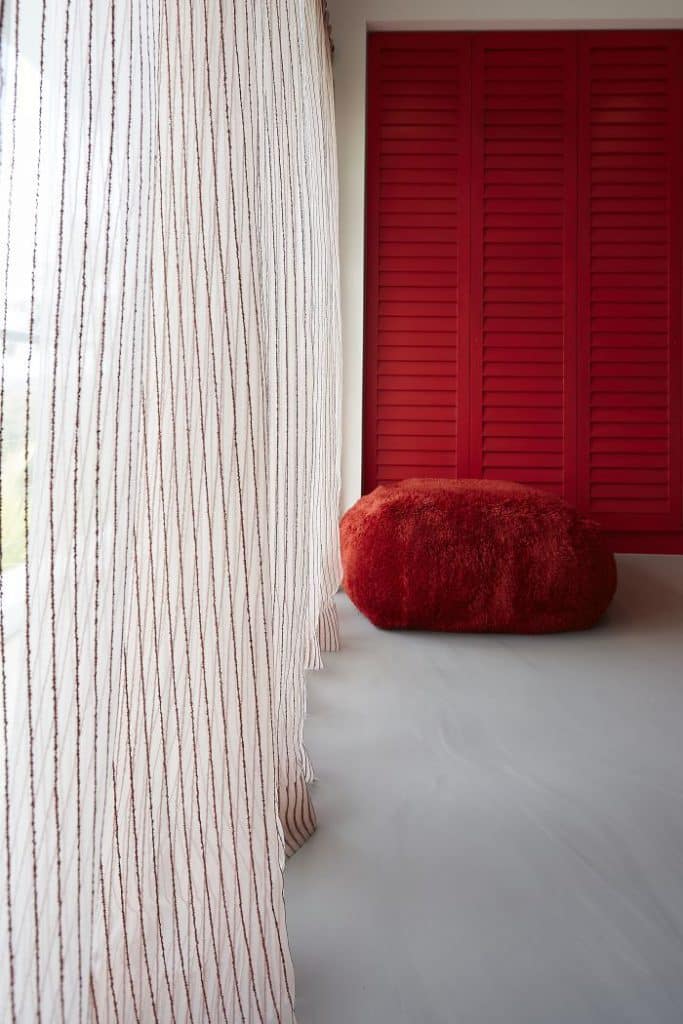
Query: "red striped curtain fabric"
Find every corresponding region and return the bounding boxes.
[0,1,341,1020]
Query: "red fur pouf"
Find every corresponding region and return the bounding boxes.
[340,479,617,633]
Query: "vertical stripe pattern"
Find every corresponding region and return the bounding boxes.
[0,1,341,1020]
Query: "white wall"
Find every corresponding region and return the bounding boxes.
[328,0,683,512]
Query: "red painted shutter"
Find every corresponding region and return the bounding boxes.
[364,31,683,552]
[469,33,577,500]
[577,32,683,539]
[363,34,472,491]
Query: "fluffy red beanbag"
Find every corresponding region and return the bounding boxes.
[341,479,617,633]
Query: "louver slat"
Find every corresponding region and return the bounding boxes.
[469,34,577,500]
[363,34,471,491]
[577,33,683,533]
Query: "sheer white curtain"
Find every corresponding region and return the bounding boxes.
[0,0,341,1020]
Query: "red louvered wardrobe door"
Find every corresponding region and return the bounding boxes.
[363,34,472,491]
[364,31,683,551]
[577,32,683,546]
[469,33,578,501]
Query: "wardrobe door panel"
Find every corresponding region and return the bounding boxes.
[577,32,683,535]
[363,30,683,550]
[469,33,578,501]
[363,33,472,491]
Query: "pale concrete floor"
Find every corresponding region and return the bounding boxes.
[286,555,683,1024]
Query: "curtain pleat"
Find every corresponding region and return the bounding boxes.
[0,1,341,1020]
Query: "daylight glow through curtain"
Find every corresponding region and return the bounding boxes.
[0,0,341,1020]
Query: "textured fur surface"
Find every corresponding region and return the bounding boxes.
[341,479,617,633]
